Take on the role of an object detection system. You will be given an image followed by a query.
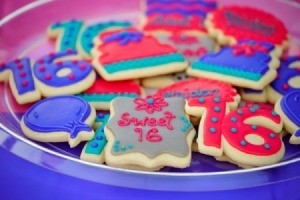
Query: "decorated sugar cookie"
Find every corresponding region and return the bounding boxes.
[77,78,144,110]
[92,28,188,81]
[156,78,240,109]
[33,50,96,97]
[142,0,217,35]
[241,88,268,103]
[48,19,84,52]
[141,33,217,89]
[205,6,289,52]
[0,58,41,104]
[77,21,131,59]
[221,107,284,167]
[188,40,280,90]
[48,19,132,59]
[21,96,96,148]
[81,114,109,163]
[104,96,195,170]
[184,85,240,156]
[275,91,300,144]
[238,101,274,111]
[268,56,300,104]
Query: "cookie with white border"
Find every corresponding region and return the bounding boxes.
[275,91,300,144]
[104,96,195,170]
[91,28,188,81]
[188,40,280,90]
[205,6,289,52]
[267,56,300,104]
[21,95,96,148]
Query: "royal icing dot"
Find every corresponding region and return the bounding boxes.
[211,117,218,123]
[222,107,283,156]
[199,97,205,103]
[240,140,247,146]
[210,127,216,133]
[237,109,243,115]
[214,106,221,112]
[231,127,237,133]
[230,117,237,122]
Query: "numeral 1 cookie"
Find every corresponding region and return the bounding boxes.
[91,28,188,81]
[104,96,195,170]
[80,114,109,163]
[205,6,289,52]
[188,40,280,90]
[275,91,300,144]
[21,95,96,148]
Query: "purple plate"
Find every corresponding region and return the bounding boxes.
[1,0,300,199]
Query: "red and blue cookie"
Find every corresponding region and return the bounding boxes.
[205,6,289,52]
[275,91,300,144]
[92,28,188,81]
[188,40,280,90]
[267,56,300,104]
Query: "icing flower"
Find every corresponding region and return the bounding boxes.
[103,31,144,45]
[134,96,168,114]
[232,41,269,56]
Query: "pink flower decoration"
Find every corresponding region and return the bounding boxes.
[134,96,168,114]
[232,41,269,56]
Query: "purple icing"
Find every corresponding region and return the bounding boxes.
[103,31,143,45]
[33,50,93,87]
[281,91,300,130]
[243,88,264,94]
[192,40,274,78]
[23,95,92,139]
[146,8,207,17]
[0,58,36,95]
[146,0,217,8]
[271,56,300,95]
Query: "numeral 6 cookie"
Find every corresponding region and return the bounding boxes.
[104,96,195,170]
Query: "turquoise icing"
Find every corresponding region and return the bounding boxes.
[85,114,110,155]
[191,62,262,81]
[50,20,84,51]
[103,53,185,74]
[179,115,192,132]
[76,93,138,102]
[80,21,131,56]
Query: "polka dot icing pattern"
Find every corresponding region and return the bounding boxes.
[33,50,94,87]
[49,20,84,51]
[222,107,283,156]
[84,114,110,156]
[106,97,194,159]
[0,58,35,94]
[21,95,95,148]
[79,21,131,57]
[0,58,41,104]
[270,56,300,98]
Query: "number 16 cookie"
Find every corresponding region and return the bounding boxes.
[104,96,195,170]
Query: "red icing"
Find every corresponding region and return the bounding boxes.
[211,6,288,45]
[17,64,23,69]
[283,84,289,90]
[232,42,269,56]
[38,59,44,64]
[134,96,169,114]
[83,78,141,95]
[134,128,163,142]
[39,66,45,72]
[98,28,177,65]
[14,58,20,63]
[68,74,75,80]
[156,78,238,103]
[79,64,86,70]
[144,14,206,34]
[45,74,52,80]
[169,34,199,45]
[56,61,63,66]
[222,108,282,156]
[118,111,176,131]
[239,101,274,111]
[19,71,26,77]
[22,80,28,86]
[147,3,215,13]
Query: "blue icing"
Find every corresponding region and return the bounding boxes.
[191,40,274,81]
[23,95,92,139]
[270,56,300,95]
[281,91,300,128]
[146,0,217,8]
[146,8,207,17]
[0,58,36,95]
[33,50,94,87]
[103,31,143,45]
[243,88,264,94]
